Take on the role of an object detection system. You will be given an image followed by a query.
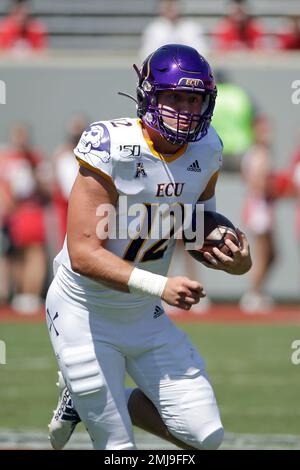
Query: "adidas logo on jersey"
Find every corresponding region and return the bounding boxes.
[187,160,201,172]
[153,305,165,319]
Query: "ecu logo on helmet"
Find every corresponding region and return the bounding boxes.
[178,78,204,88]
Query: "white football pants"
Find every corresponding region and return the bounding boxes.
[46,276,223,450]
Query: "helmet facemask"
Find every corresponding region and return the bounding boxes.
[143,90,214,145]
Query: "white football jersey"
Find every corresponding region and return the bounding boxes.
[54,118,222,314]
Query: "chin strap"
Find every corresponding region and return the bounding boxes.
[133,63,142,81]
[117,91,138,104]
[117,63,143,105]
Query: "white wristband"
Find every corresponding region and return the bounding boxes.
[128,268,168,298]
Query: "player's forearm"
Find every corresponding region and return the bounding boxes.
[69,245,168,297]
[69,245,201,308]
[69,245,133,292]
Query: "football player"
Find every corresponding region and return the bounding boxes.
[47,44,251,450]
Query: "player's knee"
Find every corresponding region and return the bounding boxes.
[200,426,224,450]
[168,421,224,450]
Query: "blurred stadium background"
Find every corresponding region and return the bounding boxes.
[0,0,300,450]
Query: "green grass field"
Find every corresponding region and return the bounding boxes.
[0,322,299,439]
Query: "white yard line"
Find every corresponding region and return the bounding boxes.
[0,429,299,450]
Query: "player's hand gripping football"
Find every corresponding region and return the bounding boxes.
[203,229,252,275]
[162,277,206,310]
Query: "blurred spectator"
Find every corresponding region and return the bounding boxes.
[213,0,265,51]
[139,0,208,60]
[0,0,48,55]
[0,123,51,313]
[212,70,258,171]
[289,144,300,243]
[239,117,276,313]
[284,142,300,295]
[52,115,87,249]
[271,134,300,242]
[0,157,14,305]
[278,16,300,50]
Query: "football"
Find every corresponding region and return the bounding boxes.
[186,210,240,264]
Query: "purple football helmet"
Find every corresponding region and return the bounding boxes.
[135,44,217,144]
